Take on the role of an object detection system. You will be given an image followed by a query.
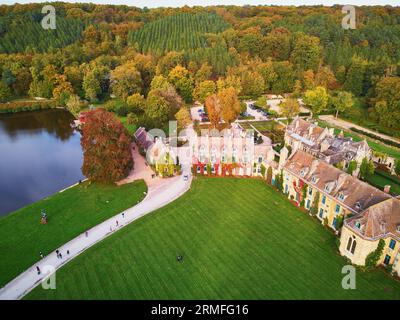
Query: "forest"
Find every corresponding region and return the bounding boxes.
[0,3,399,135]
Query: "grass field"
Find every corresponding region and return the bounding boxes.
[26,178,400,300]
[239,120,284,132]
[366,171,400,195]
[0,180,147,288]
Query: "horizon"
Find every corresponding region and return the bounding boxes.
[0,0,399,8]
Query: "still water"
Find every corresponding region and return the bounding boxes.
[0,109,84,216]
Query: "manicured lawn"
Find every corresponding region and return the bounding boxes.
[0,180,147,288]
[26,178,400,300]
[240,120,283,132]
[116,115,137,135]
[366,171,400,195]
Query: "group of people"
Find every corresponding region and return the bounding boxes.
[35,212,128,276]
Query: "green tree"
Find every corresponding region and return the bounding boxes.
[291,33,322,72]
[332,91,353,118]
[0,82,11,102]
[266,166,273,184]
[110,61,142,100]
[303,86,329,116]
[310,191,320,216]
[66,94,82,116]
[360,157,374,180]
[126,93,146,114]
[347,160,357,175]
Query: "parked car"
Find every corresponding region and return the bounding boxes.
[183,175,189,181]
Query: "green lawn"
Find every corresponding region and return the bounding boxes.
[116,115,137,135]
[26,178,400,300]
[240,120,283,132]
[0,180,147,288]
[366,171,400,195]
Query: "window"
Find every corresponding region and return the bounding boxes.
[319,208,324,218]
[221,147,227,163]
[332,217,337,228]
[322,195,326,205]
[335,204,340,213]
[232,147,237,163]
[271,178,275,185]
[306,199,310,209]
[338,192,345,201]
[389,239,396,250]
[346,236,357,254]
[308,187,312,196]
[199,145,205,163]
[211,146,217,163]
[211,166,215,173]
[243,147,249,164]
[384,254,391,265]
[258,156,263,163]
[197,166,201,173]
[285,185,288,194]
[351,239,356,254]
[311,175,316,183]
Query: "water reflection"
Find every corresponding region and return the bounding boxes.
[0,109,84,216]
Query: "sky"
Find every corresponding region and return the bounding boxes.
[0,0,399,7]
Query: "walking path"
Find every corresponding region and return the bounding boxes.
[319,115,400,144]
[0,147,192,300]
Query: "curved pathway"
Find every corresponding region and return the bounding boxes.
[0,148,192,300]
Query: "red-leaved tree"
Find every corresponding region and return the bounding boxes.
[81,109,133,183]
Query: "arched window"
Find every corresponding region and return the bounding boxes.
[221,146,227,163]
[243,147,249,164]
[351,239,357,254]
[346,237,352,251]
[232,147,237,163]
[199,145,205,163]
[211,146,217,163]
[346,235,357,254]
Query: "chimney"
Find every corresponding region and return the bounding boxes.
[384,185,391,194]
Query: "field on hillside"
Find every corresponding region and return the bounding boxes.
[128,13,229,53]
[27,178,400,300]
[0,180,147,288]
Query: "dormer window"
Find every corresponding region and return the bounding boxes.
[311,175,316,183]
[300,169,306,177]
[338,192,345,201]
[355,202,362,211]
[355,222,361,229]
[397,225,400,233]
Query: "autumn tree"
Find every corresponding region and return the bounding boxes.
[218,87,240,124]
[193,80,216,103]
[205,94,221,128]
[66,94,83,116]
[168,65,194,103]
[175,107,192,129]
[280,98,300,120]
[81,109,133,183]
[303,86,329,116]
[0,82,11,102]
[126,93,146,114]
[110,61,142,100]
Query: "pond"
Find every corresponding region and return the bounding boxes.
[0,109,84,216]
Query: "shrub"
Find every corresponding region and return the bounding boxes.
[365,239,385,270]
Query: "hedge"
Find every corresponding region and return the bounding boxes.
[349,127,400,149]
[0,101,58,114]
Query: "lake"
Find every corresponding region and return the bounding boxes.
[0,109,84,216]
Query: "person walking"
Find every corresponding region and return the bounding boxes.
[116,220,119,227]
[36,266,41,275]
[85,231,88,237]
[59,252,63,259]
[67,250,70,255]
[56,249,59,258]
[39,251,44,259]
[122,212,125,219]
